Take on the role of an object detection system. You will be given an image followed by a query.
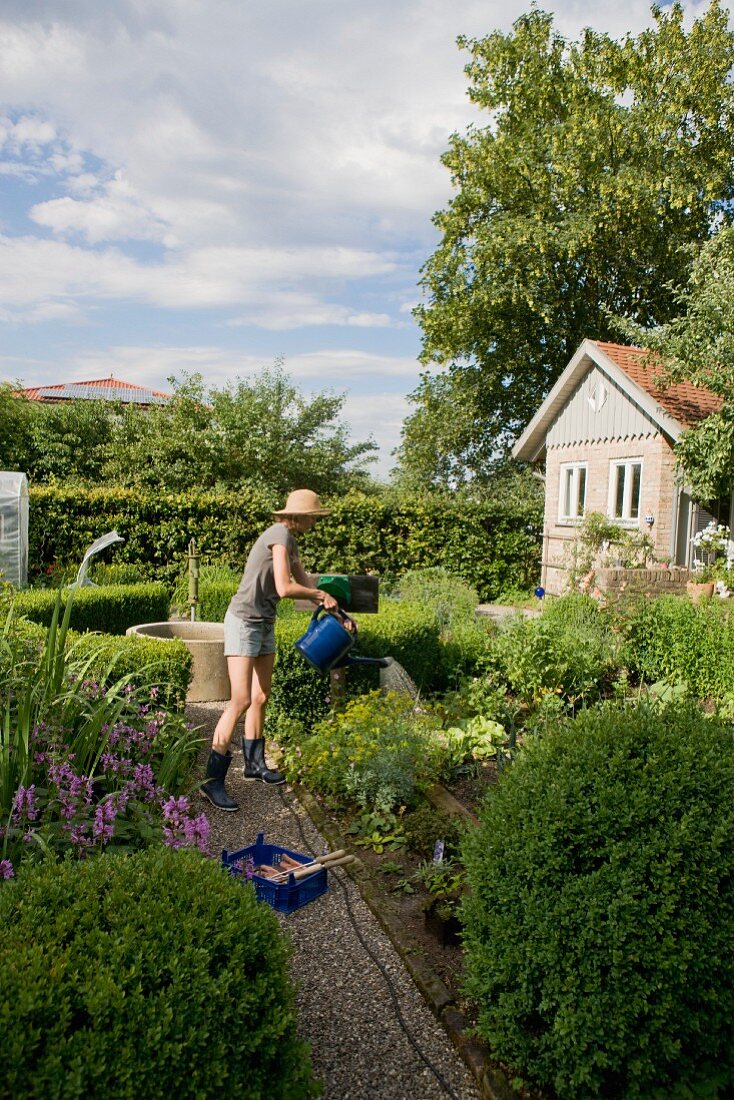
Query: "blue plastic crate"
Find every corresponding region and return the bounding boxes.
[222,832,328,913]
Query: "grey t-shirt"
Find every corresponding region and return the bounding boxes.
[228,523,300,622]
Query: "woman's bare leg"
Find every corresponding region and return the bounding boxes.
[212,656,254,754]
[243,654,275,741]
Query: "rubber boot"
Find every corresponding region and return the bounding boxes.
[243,738,285,785]
[200,749,239,811]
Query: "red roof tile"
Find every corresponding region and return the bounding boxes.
[593,341,722,428]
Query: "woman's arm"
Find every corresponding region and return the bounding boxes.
[272,545,339,610]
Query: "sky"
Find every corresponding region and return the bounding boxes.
[0,0,708,478]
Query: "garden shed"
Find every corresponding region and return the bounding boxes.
[512,340,728,595]
[0,471,29,587]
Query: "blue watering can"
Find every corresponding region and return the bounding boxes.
[295,607,390,673]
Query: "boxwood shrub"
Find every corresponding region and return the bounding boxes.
[462,702,734,1099]
[68,630,192,711]
[0,615,47,679]
[11,583,170,635]
[0,847,317,1100]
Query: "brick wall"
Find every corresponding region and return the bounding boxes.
[542,434,678,595]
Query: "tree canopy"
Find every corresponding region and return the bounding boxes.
[0,364,379,497]
[627,226,734,502]
[396,2,734,488]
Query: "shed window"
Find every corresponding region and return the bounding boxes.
[610,460,642,521]
[560,463,587,521]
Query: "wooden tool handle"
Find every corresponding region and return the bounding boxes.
[291,854,355,880]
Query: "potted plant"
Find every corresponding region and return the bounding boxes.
[689,521,732,602]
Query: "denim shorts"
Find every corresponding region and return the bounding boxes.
[223,611,276,657]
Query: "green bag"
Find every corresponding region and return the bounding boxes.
[317,574,352,606]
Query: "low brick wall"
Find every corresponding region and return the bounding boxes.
[595,567,690,594]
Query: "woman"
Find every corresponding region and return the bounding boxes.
[201,488,339,811]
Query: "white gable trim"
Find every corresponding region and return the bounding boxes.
[512,339,684,462]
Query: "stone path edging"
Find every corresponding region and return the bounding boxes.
[290,779,517,1100]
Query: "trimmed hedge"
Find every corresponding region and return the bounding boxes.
[68,631,192,712]
[10,583,170,635]
[0,847,317,1100]
[27,485,542,600]
[623,595,734,702]
[462,703,734,1099]
[0,615,47,679]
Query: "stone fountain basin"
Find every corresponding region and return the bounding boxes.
[126,621,229,703]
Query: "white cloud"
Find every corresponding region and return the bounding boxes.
[30,171,170,243]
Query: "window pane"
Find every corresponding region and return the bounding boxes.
[563,469,572,517]
[577,467,586,516]
[614,466,625,517]
[630,463,641,519]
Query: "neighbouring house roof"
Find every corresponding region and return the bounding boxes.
[512,339,721,463]
[18,378,173,407]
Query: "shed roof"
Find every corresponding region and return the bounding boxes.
[18,378,173,406]
[512,339,720,463]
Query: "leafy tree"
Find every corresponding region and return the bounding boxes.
[21,365,379,496]
[207,365,377,496]
[627,226,734,501]
[397,2,734,487]
[0,384,36,472]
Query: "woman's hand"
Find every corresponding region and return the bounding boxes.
[321,592,339,612]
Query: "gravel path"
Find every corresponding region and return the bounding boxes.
[189,702,480,1100]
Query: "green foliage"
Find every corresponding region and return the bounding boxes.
[442,715,506,777]
[392,567,479,630]
[401,803,465,861]
[623,594,734,704]
[10,583,170,635]
[172,563,240,620]
[68,631,192,712]
[345,809,407,853]
[462,702,734,1099]
[624,226,734,500]
[280,691,444,813]
[0,615,46,680]
[0,847,317,1100]
[89,562,149,586]
[485,595,620,709]
[26,484,542,600]
[564,512,655,590]
[8,365,376,496]
[399,2,734,485]
[0,598,199,872]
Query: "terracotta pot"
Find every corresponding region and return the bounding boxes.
[686,580,715,604]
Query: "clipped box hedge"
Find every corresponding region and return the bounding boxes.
[0,847,317,1100]
[68,630,192,711]
[11,583,170,635]
[462,702,734,1099]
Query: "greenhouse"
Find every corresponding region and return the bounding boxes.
[0,471,29,587]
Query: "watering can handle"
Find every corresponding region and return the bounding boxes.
[313,605,357,633]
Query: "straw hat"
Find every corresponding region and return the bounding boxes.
[273,489,331,516]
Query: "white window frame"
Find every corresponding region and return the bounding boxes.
[558,462,587,523]
[608,458,643,523]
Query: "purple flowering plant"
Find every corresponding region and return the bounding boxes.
[1,594,208,879]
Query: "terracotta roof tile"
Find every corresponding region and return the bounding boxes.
[593,340,722,428]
